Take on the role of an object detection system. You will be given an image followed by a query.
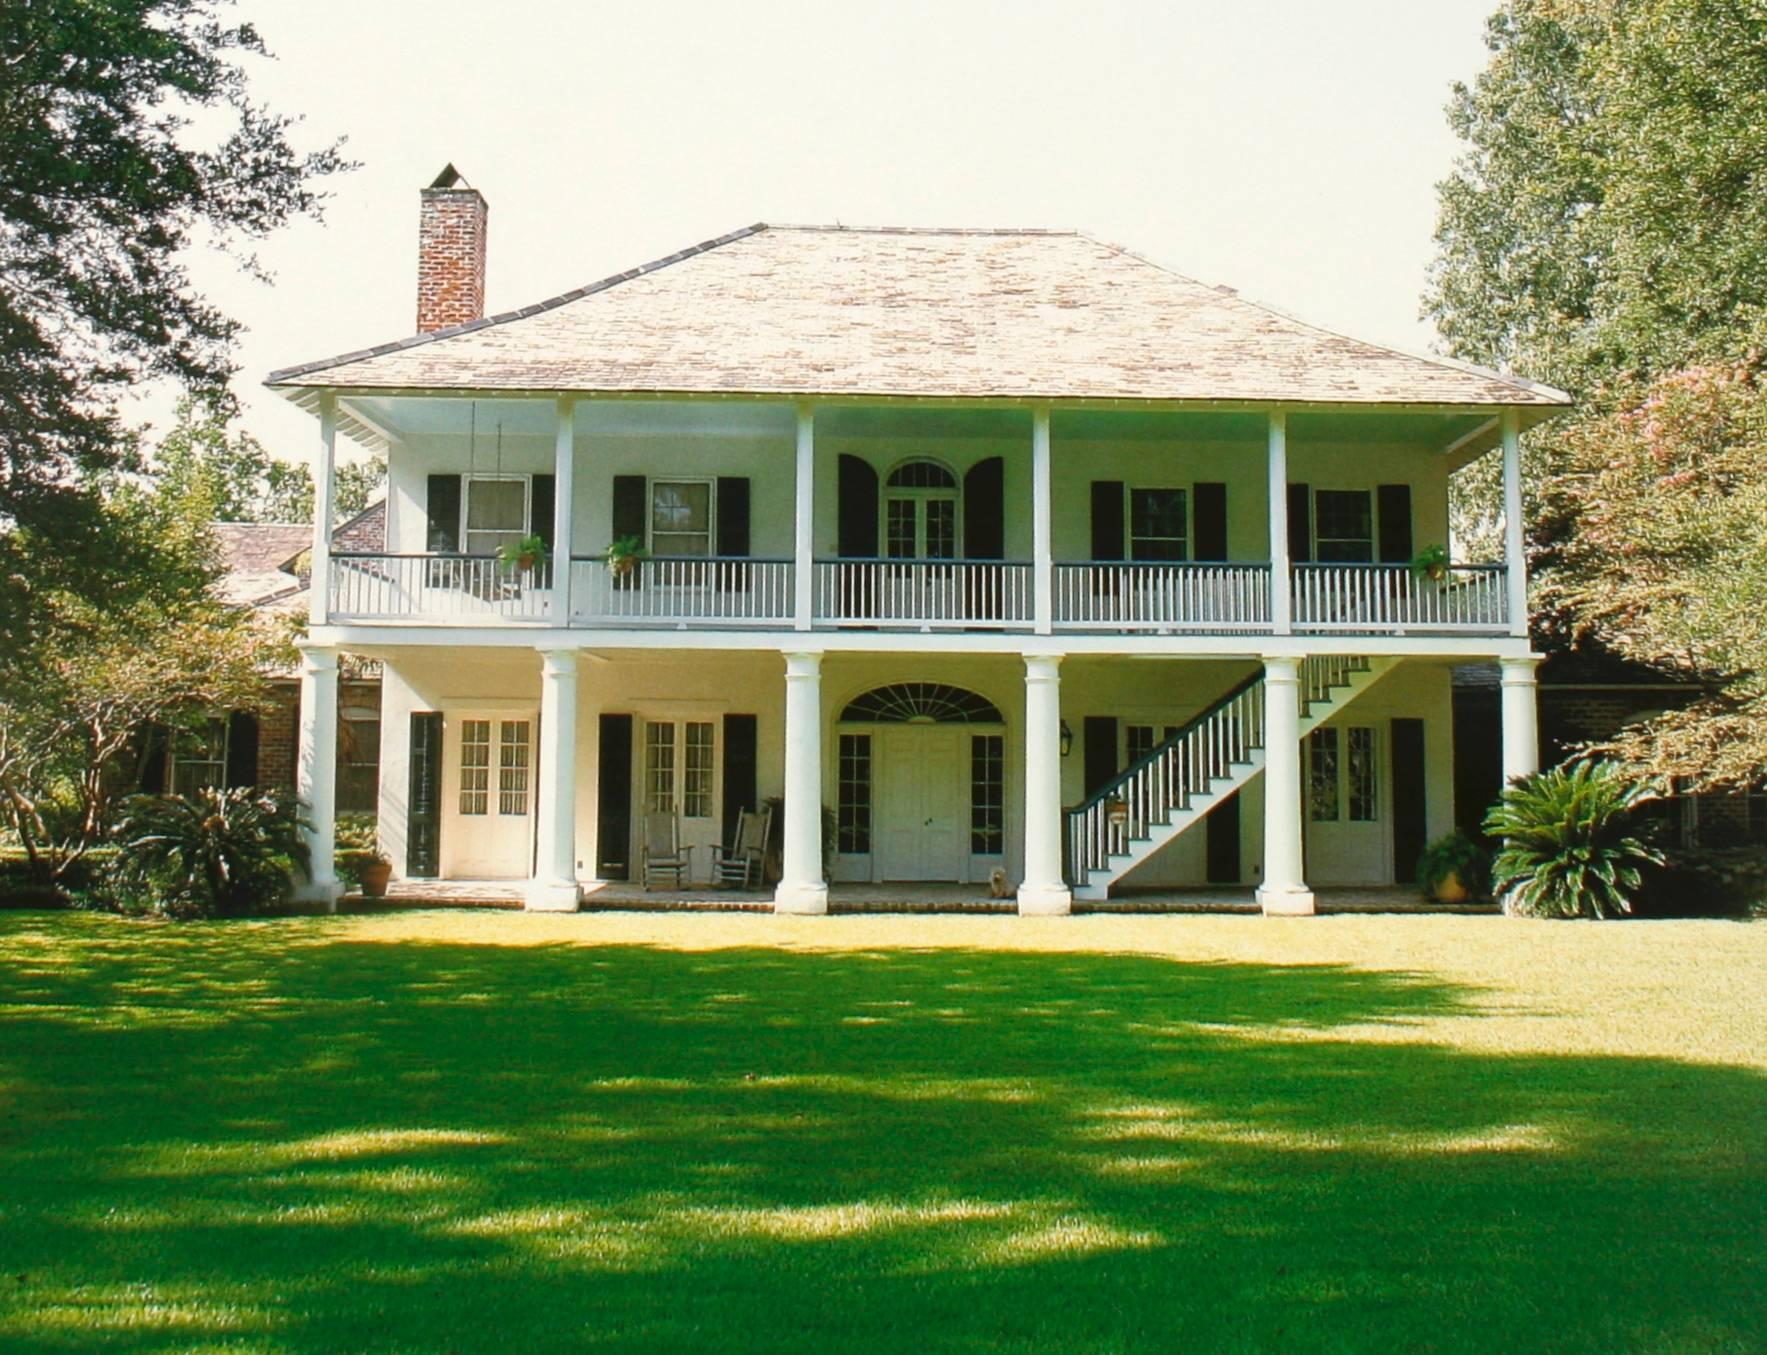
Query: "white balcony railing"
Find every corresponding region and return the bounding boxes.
[812,559,1034,629]
[571,556,795,626]
[1290,563,1508,633]
[329,553,553,623]
[1053,562,1273,632]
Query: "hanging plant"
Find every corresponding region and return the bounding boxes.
[496,534,550,574]
[603,535,650,578]
[1409,544,1451,582]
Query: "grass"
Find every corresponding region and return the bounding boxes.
[0,909,1761,1353]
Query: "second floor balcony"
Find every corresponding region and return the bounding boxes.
[325,552,1511,636]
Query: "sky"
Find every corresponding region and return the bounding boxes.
[146,0,1500,461]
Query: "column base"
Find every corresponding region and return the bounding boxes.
[773,880,829,915]
[1017,881,1072,916]
[293,879,343,913]
[525,879,582,913]
[1255,884,1316,917]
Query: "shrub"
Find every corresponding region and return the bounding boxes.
[112,788,310,919]
[1637,846,1767,919]
[1414,830,1491,900]
[1483,761,1665,919]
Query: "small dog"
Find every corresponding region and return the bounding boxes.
[988,867,1010,899]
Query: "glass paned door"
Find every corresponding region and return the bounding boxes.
[641,719,718,882]
[444,712,536,879]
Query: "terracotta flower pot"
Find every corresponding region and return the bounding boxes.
[609,555,637,578]
[1433,869,1468,904]
[359,861,393,899]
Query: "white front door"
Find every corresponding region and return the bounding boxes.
[876,726,966,881]
[1304,723,1390,884]
[640,718,719,883]
[443,713,536,878]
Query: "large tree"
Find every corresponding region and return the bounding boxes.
[0,0,347,631]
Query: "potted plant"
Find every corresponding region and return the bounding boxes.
[497,533,550,574]
[1409,544,1451,583]
[602,535,649,578]
[1414,830,1491,904]
[338,848,393,899]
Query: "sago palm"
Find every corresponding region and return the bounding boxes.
[1482,761,1664,919]
[115,788,310,918]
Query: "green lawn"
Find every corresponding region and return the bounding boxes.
[0,910,1761,1353]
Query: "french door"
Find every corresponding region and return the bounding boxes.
[442,713,535,878]
[885,495,958,561]
[641,718,719,883]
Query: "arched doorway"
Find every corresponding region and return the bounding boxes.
[836,683,1006,883]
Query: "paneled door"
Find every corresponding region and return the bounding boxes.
[442,713,536,879]
[640,718,719,883]
[876,727,966,882]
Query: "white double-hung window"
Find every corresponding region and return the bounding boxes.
[463,477,529,556]
[650,480,714,557]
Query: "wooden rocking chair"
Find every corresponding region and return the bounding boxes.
[640,811,692,890]
[712,804,771,890]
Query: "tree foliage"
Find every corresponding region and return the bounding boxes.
[154,394,383,524]
[1543,362,1767,786]
[0,469,283,881]
[0,0,347,619]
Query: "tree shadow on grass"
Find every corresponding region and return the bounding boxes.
[0,924,1760,1353]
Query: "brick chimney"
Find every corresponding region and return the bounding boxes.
[417,164,487,332]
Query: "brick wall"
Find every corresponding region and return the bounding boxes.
[417,185,488,333]
[258,682,300,792]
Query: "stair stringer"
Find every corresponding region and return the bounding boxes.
[1071,658,1398,901]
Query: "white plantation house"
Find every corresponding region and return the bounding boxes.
[267,167,1566,916]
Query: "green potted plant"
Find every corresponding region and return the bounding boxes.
[1409,544,1451,583]
[496,533,550,574]
[339,848,393,899]
[602,535,649,578]
[1414,829,1491,903]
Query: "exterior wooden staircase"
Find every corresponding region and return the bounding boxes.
[1066,656,1397,901]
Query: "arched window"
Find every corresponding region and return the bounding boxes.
[883,459,958,559]
[840,682,1004,725]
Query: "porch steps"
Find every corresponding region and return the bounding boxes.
[1067,656,1397,902]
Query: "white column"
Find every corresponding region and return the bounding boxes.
[1017,652,1072,915]
[295,644,341,909]
[1267,411,1292,636]
[1501,409,1528,637]
[794,403,814,631]
[528,649,582,911]
[1500,655,1541,784]
[774,650,828,913]
[1032,406,1055,636]
[552,397,576,627]
[310,393,337,627]
[1255,655,1314,916]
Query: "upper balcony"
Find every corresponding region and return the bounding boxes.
[305,395,1530,644]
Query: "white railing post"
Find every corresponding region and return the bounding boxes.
[310,393,337,627]
[1502,409,1528,637]
[1032,406,1054,636]
[795,403,814,632]
[1267,411,1292,636]
[553,397,576,626]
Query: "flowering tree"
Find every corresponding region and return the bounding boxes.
[1543,361,1767,787]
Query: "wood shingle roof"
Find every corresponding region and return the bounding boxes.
[268,225,1567,408]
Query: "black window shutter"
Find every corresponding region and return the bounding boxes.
[722,714,758,846]
[1090,481,1126,561]
[837,455,879,557]
[716,477,751,557]
[597,714,634,880]
[426,475,462,553]
[530,474,556,550]
[1287,483,1312,563]
[407,712,443,878]
[1083,716,1119,797]
[1206,791,1241,883]
[611,475,647,543]
[1193,482,1228,561]
[1377,484,1413,563]
[963,457,1005,559]
[225,712,260,789]
[1391,718,1428,885]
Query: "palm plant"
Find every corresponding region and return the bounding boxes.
[1482,761,1664,919]
[114,788,310,918]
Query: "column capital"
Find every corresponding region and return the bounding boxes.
[782,649,824,676]
[1260,654,1301,683]
[540,648,581,678]
[297,643,339,675]
[1499,654,1542,684]
[1022,652,1065,680]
